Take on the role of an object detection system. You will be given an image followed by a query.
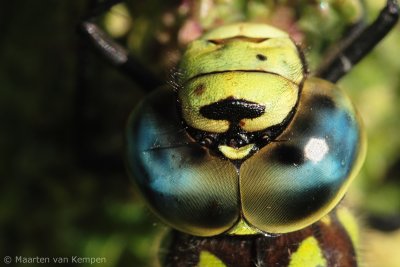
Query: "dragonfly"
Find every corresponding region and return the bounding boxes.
[80,0,399,266]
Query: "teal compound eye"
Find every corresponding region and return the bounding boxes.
[238,77,366,233]
[125,23,366,236]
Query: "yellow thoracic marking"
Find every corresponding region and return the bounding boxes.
[289,236,327,267]
[337,207,360,249]
[199,251,226,267]
[218,144,254,160]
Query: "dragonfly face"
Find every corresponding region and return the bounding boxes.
[178,23,303,160]
[126,23,366,236]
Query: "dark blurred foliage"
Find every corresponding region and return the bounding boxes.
[0,1,161,266]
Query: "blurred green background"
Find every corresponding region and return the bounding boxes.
[0,0,399,267]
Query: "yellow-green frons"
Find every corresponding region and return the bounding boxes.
[179,72,299,133]
[179,23,304,85]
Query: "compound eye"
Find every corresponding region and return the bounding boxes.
[239,79,366,234]
[126,89,240,236]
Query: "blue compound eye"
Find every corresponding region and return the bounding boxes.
[239,77,366,233]
[126,89,240,236]
[125,77,366,236]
